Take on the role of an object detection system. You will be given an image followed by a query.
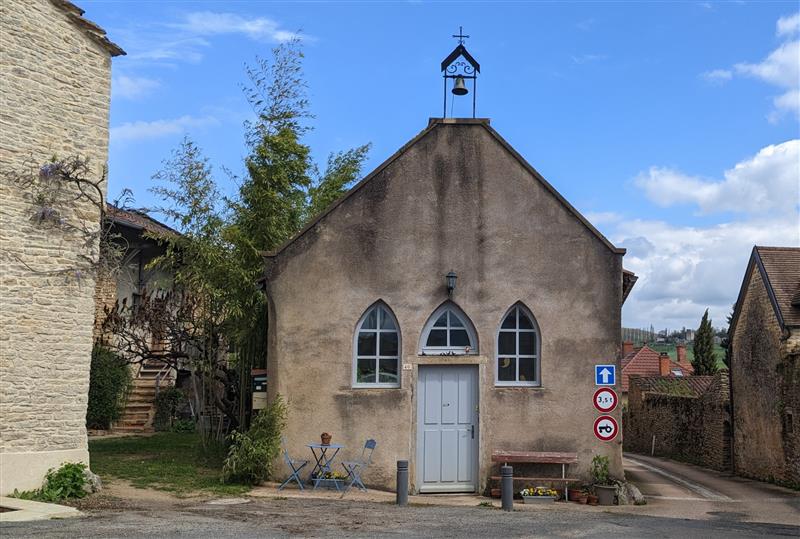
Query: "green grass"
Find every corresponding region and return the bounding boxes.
[647,343,728,370]
[89,432,250,496]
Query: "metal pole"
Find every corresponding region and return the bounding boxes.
[396,460,408,506]
[472,76,477,118]
[443,75,447,118]
[501,465,513,511]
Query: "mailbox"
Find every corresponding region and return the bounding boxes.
[251,368,267,410]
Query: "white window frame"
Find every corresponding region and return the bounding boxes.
[419,303,478,355]
[495,304,541,387]
[353,303,401,389]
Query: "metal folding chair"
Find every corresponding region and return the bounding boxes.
[340,439,376,495]
[278,436,308,491]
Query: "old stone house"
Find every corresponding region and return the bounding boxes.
[729,246,800,486]
[0,0,122,494]
[264,117,636,493]
[620,343,694,403]
[624,372,731,471]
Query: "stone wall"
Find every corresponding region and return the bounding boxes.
[730,268,793,484]
[0,0,116,494]
[623,372,731,471]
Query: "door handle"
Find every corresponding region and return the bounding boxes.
[471,425,475,439]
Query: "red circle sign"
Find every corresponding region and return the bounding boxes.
[593,388,618,413]
[593,415,619,442]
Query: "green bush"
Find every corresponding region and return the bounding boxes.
[591,455,612,486]
[86,347,131,429]
[171,418,196,433]
[222,395,287,485]
[12,462,89,502]
[154,387,188,431]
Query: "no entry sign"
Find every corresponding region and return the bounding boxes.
[593,415,619,442]
[593,387,618,413]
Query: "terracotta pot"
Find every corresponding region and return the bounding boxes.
[578,495,588,504]
[568,489,582,502]
[320,432,332,445]
[587,494,598,506]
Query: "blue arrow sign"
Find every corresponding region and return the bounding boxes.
[595,364,616,386]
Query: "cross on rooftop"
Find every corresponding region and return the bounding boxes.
[452,26,470,45]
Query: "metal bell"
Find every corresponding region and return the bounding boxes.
[451,76,468,96]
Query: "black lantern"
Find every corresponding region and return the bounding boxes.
[446,271,458,296]
[441,26,480,118]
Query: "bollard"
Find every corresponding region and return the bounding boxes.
[501,465,514,512]
[396,460,409,506]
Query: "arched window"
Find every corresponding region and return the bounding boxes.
[496,304,540,386]
[353,303,400,388]
[420,303,478,355]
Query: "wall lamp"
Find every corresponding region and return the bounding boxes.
[446,271,458,297]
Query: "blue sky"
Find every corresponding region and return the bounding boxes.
[85,1,799,331]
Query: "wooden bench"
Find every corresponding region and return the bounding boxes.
[491,451,579,500]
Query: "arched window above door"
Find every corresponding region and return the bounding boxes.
[419,303,478,355]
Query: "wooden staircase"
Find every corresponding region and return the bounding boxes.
[112,362,173,434]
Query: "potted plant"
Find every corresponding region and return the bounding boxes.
[320,432,332,445]
[520,486,558,504]
[591,455,616,506]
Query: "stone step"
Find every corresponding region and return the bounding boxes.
[111,425,154,434]
[121,411,150,420]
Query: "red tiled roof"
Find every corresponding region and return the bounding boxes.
[630,375,715,398]
[620,345,693,392]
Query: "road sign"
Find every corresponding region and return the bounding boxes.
[593,415,619,442]
[595,364,616,386]
[593,387,618,413]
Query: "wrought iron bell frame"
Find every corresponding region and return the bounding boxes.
[441,43,480,118]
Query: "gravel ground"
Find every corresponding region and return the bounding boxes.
[3,494,799,538]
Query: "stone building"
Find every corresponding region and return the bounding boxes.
[624,372,731,471]
[729,246,800,487]
[0,0,122,494]
[264,117,636,493]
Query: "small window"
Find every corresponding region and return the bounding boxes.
[419,303,478,355]
[353,303,400,388]
[496,304,540,386]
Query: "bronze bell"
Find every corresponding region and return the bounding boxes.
[452,76,468,96]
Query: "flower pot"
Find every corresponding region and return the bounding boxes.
[522,496,556,504]
[595,484,616,506]
[587,494,598,506]
[578,495,588,504]
[320,432,332,445]
[568,490,582,502]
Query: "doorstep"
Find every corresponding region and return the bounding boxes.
[0,496,82,522]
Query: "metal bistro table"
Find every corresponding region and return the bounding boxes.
[306,443,345,490]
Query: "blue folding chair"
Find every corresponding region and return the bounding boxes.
[340,439,376,495]
[278,436,308,491]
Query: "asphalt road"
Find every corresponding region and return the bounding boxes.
[623,453,800,527]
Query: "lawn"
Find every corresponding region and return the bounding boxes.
[89,432,250,496]
[648,343,728,370]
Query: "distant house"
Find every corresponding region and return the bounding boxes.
[93,205,177,433]
[620,343,693,401]
[624,372,731,470]
[729,246,800,486]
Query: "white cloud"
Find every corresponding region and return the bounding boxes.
[584,211,623,225]
[634,140,800,215]
[112,75,161,100]
[777,12,800,37]
[700,69,732,84]
[175,12,302,43]
[702,14,800,120]
[110,115,220,142]
[619,140,800,329]
[571,53,607,65]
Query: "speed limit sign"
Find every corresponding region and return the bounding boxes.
[593,415,619,442]
[593,387,618,413]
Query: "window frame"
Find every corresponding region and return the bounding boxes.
[419,302,479,356]
[495,303,541,387]
[352,302,402,389]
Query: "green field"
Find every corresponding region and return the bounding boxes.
[645,343,728,370]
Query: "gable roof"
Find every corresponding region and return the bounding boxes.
[730,246,800,336]
[107,204,178,237]
[440,44,480,73]
[629,375,715,398]
[50,0,125,57]
[620,345,693,392]
[263,118,626,262]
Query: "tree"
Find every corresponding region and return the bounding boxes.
[692,309,718,375]
[721,303,735,369]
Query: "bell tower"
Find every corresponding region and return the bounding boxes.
[441,26,480,118]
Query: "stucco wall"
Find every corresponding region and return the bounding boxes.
[266,121,624,492]
[0,0,114,494]
[730,268,790,483]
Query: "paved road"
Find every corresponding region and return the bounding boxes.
[623,452,800,527]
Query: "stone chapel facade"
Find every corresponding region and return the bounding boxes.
[0,0,122,494]
[264,118,634,493]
